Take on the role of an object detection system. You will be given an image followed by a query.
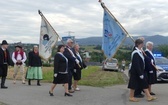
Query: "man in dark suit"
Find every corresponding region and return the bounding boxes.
[63,39,80,93]
[0,40,11,89]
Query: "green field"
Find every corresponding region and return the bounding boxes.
[7,66,125,87]
[81,45,102,53]
[78,66,125,87]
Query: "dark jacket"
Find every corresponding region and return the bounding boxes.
[145,51,155,71]
[72,49,87,70]
[0,48,11,65]
[28,51,42,67]
[128,51,149,89]
[0,48,11,77]
[63,47,76,70]
[130,53,144,77]
[145,50,157,84]
[54,53,67,74]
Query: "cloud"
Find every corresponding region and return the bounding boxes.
[0,0,168,43]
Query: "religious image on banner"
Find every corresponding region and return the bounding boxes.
[102,8,127,59]
[39,16,58,60]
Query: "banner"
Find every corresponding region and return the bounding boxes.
[39,11,59,60]
[102,9,127,59]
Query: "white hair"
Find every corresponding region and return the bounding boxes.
[146,41,153,48]
[66,39,73,43]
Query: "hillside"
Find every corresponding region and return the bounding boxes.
[75,35,168,46]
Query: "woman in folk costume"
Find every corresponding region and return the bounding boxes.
[72,44,87,91]
[145,41,157,95]
[26,45,43,86]
[49,45,72,97]
[128,39,157,102]
[12,43,27,84]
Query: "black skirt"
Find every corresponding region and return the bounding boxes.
[53,73,69,84]
[73,69,81,80]
[128,73,148,90]
[146,70,157,85]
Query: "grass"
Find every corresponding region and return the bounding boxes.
[7,67,54,82]
[78,67,125,87]
[7,66,125,87]
[81,45,101,52]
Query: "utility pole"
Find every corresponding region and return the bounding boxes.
[65,31,74,36]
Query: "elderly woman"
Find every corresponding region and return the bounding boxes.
[26,45,43,86]
[145,41,157,95]
[49,45,72,97]
[128,39,157,102]
[72,44,86,91]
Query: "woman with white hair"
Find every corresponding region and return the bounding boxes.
[72,44,87,91]
[26,45,43,86]
[145,41,157,95]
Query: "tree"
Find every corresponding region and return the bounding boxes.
[156,45,168,57]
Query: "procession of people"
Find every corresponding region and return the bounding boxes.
[0,39,87,97]
[0,37,159,102]
[128,38,157,102]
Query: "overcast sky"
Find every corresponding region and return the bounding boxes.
[0,0,168,43]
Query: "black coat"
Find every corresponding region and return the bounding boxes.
[0,48,11,77]
[28,51,42,67]
[0,48,11,65]
[130,53,144,76]
[128,51,148,89]
[63,47,76,70]
[72,49,87,70]
[54,53,67,74]
[145,51,155,70]
[145,50,157,84]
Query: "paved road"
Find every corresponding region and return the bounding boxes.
[0,70,168,105]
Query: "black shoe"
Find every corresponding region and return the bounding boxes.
[1,86,8,89]
[28,80,31,85]
[134,94,144,98]
[49,91,54,96]
[37,80,41,86]
[37,84,41,86]
[64,93,73,97]
[150,92,155,95]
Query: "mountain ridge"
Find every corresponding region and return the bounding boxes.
[75,35,168,45]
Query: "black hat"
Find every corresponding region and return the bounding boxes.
[15,45,22,48]
[1,40,8,45]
